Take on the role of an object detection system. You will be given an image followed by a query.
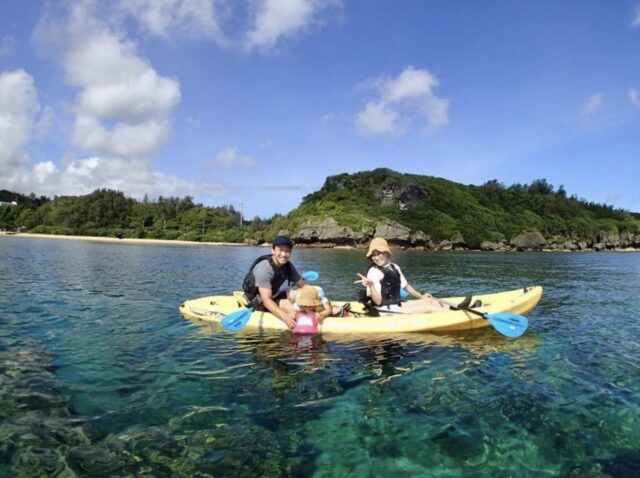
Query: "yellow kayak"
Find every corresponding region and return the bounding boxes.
[179,286,542,334]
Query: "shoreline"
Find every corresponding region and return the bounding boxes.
[1,232,251,248]
[2,232,638,252]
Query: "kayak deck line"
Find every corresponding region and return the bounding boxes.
[180,286,543,334]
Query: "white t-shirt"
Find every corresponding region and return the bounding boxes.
[366,262,408,298]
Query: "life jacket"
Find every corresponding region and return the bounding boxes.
[242,254,293,301]
[369,263,402,306]
[292,310,319,335]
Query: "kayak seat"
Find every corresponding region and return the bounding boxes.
[457,295,472,309]
[233,291,249,307]
[338,303,351,317]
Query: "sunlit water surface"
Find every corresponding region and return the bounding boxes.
[1,236,639,477]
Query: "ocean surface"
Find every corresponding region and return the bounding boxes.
[1,236,639,477]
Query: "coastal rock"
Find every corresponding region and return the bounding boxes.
[480,240,510,251]
[438,240,452,251]
[450,232,467,250]
[510,231,546,251]
[619,231,640,248]
[410,230,434,249]
[373,221,412,244]
[377,182,428,210]
[598,230,620,248]
[293,218,364,246]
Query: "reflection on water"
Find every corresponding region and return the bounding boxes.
[1,237,640,476]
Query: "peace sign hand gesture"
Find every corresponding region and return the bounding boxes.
[354,273,372,287]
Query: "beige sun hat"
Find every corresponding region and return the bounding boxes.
[296,285,322,308]
[366,237,392,259]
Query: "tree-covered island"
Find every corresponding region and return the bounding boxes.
[2,169,639,251]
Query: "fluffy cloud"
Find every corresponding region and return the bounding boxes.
[36,4,182,159]
[214,147,257,169]
[0,69,39,170]
[6,0,337,204]
[355,66,449,137]
[28,156,229,200]
[117,0,226,43]
[630,88,640,107]
[246,0,339,51]
[584,93,603,115]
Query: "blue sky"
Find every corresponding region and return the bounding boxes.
[1,0,640,218]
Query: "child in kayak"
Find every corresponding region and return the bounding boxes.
[291,285,332,334]
[354,237,457,314]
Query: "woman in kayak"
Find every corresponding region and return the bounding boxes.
[355,237,459,314]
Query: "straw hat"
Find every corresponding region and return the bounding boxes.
[366,237,392,259]
[297,285,321,307]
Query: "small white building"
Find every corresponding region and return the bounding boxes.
[0,201,18,207]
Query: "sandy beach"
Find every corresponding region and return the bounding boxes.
[1,232,254,248]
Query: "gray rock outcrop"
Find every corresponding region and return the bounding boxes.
[510,231,546,251]
[292,218,364,246]
[373,221,412,244]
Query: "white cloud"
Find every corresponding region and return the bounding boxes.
[3,2,215,201]
[584,93,603,115]
[355,102,398,136]
[33,1,180,161]
[355,66,449,137]
[25,156,230,200]
[0,36,15,56]
[117,0,226,43]
[630,88,640,107]
[6,0,339,203]
[0,69,39,170]
[214,147,257,169]
[246,0,339,51]
[632,6,640,28]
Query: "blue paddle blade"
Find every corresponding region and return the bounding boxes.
[485,312,528,338]
[221,308,253,332]
[302,270,319,282]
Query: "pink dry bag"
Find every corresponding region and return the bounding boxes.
[292,311,319,335]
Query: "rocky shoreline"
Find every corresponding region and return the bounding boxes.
[4,222,640,252]
[285,218,640,252]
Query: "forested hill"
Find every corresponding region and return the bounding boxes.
[278,169,640,249]
[1,168,639,250]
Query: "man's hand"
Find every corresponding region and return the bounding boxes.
[279,309,296,329]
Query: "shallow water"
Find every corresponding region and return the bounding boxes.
[1,236,639,477]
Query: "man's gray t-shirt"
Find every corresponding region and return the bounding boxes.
[253,259,302,294]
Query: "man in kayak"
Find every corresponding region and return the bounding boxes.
[242,235,308,329]
[355,237,459,314]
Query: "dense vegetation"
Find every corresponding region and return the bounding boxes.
[2,168,639,248]
[0,189,262,242]
[286,169,640,248]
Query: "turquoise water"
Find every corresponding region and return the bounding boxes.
[1,236,639,477]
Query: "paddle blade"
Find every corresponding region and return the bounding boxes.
[221,308,253,332]
[485,312,528,338]
[302,270,319,282]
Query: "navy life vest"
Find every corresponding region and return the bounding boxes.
[370,263,402,306]
[242,254,293,301]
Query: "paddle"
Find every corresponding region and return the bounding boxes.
[221,308,253,332]
[301,270,319,282]
[437,298,528,338]
[221,270,320,332]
